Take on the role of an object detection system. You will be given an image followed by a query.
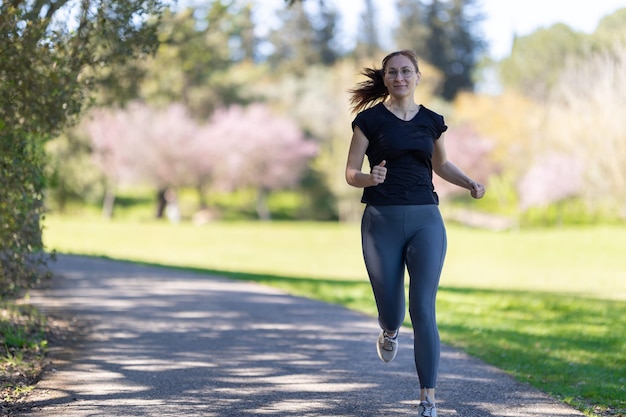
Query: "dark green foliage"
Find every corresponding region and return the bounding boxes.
[143,5,250,118]
[354,0,381,59]
[267,0,341,74]
[0,0,163,297]
[0,136,51,297]
[395,0,486,100]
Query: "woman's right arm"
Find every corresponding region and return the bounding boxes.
[345,126,386,188]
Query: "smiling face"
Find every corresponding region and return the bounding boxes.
[382,53,421,99]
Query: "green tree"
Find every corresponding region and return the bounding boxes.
[354,0,381,60]
[394,0,486,100]
[141,3,254,118]
[394,0,430,52]
[592,8,626,52]
[315,0,341,65]
[0,0,162,296]
[45,130,104,213]
[266,0,340,75]
[499,23,587,100]
[499,8,626,102]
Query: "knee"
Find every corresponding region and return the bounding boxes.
[409,303,435,325]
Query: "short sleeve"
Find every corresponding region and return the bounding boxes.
[438,114,448,138]
[351,111,370,139]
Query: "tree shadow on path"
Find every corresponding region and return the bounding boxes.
[20,255,584,417]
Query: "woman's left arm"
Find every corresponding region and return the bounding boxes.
[432,134,486,199]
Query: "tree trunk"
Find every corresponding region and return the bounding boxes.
[196,183,208,209]
[256,188,271,221]
[102,186,116,219]
[156,188,167,219]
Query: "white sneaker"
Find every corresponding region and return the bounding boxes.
[376,330,398,362]
[418,395,437,417]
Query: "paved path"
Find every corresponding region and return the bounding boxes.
[19,255,584,416]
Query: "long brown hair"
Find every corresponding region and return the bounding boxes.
[348,50,420,114]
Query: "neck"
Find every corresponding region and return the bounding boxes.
[385,98,420,121]
[387,98,417,111]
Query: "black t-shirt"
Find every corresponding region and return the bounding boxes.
[352,102,448,205]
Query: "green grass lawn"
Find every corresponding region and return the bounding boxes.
[42,215,626,416]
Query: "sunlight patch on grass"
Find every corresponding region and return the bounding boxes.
[437,289,625,415]
[43,216,626,299]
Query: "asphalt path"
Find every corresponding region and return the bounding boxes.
[18,254,584,417]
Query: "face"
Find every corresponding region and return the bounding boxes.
[383,54,421,98]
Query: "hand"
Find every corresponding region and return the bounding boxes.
[470,181,486,199]
[370,160,387,186]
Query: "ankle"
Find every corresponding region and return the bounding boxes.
[420,390,436,403]
[384,330,397,338]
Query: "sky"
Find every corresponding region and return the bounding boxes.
[256,0,626,59]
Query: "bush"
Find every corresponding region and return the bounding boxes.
[0,135,53,298]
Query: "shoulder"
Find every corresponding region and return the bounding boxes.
[418,105,448,136]
[352,102,386,131]
[419,105,445,122]
[357,102,385,118]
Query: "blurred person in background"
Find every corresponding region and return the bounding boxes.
[345,49,485,417]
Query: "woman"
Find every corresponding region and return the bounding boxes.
[345,50,485,416]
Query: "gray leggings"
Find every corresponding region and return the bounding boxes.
[361,204,447,388]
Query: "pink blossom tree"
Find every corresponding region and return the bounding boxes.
[130,103,200,217]
[84,102,205,218]
[83,102,316,220]
[84,106,142,217]
[517,152,584,210]
[184,122,224,209]
[433,123,495,199]
[207,104,318,220]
